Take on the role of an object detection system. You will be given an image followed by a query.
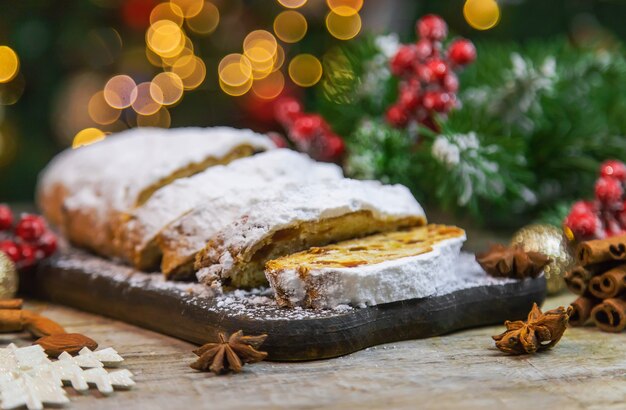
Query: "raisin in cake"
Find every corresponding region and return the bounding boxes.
[36,127,274,257]
[195,179,426,289]
[115,149,343,274]
[265,224,466,308]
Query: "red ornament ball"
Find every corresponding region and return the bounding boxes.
[600,160,626,181]
[38,232,58,257]
[0,205,13,231]
[274,97,302,126]
[425,59,448,81]
[18,242,38,267]
[386,104,410,128]
[0,240,21,264]
[390,45,418,76]
[448,38,477,66]
[416,14,448,41]
[15,215,46,242]
[565,212,599,240]
[595,176,624,205]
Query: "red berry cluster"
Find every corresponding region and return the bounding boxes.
[564,160,626,241]
[273,97,345,163]
[0,205,57,269]
[386,14,476,129]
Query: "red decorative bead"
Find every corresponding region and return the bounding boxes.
[448,38,477,66]
[385,104,410,128]
[399,88,420,111]
[565,212,599,240]
[599,160,626,181]
[415,39,433,61]
[15,214,46,242]
[443,72,459,93]
[422,91,451,113]
[291,114,324,142]
[38,232,58,257]
[274,97,302,126]
[425,59,448,81]
[18,242,38,267]
[416,14,448,41]
[0,205,13,231]
[595,176,624,205]
[0,240,21,263]
[390,45,418,76]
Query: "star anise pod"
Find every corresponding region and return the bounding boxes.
[492,303,573,355]
[190,330,268,374]
[476,244,550,279]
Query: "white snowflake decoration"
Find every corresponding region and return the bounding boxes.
[0,344,135,410]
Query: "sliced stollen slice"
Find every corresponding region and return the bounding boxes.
[195,179,426,289]
[36,127,274,257]
[115,149,343,273]
[265,224,466,309]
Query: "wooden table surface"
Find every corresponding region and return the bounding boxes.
[2,293,625,410]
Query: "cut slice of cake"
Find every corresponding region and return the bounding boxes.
[265,224,466,309]
[115,149,343,273]
[194,179,427,289]
[36,127,274,257]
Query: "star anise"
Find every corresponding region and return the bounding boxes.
[492,303,573,355]
[190,330,268,374]
[476,244,550,279]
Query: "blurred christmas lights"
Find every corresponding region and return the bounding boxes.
[103,75,137,109]
[288,54,323,87]
[0,46,20,84]
[325,10,361,40]
[186,1,220,35]
[463,0,500,30]
[273,11,308,43]
[277,0,307,9]
[326,0,363,16]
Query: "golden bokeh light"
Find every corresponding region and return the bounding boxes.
[131,82,163,115]
[103,75,137,109]
[170,0,204,18]
[137,107,172,128]
[160,36,194,66]
[0,74,25,106]
[243,30,278,64]
[325,10,361,40]
[168,54,197,79]
[186,2,220,35]
[273,11,307,43]
[88,91,121,125]
[463,0,500,30]
[145,47,165,67]
[72,128,106,149]
[326,0,363,16]
[277,0,307,8]
[0,46,20,84]
[150,2,184,26]
[219,77,253,97]
[179,56,206,89]
[272,44,285,72]
[288,54,323,87]
[219,53,253,86]
[150,72,184,105]
[146,20,184,58]
[251,70,285,99]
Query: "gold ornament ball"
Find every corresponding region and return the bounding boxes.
[0,251,18,299]
[510,224,574,295]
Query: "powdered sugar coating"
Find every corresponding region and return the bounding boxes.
[196,179,426,284]
[120,149,343,267]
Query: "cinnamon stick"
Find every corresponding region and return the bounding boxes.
[0,299,23,310]
[0,310,25,332]
[577,234,626,266]
[588,264,626,299]
[569,296,601,326]
[591,298,626,333]
[565,266,593,295]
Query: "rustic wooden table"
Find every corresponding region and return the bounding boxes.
[3,293,624,410]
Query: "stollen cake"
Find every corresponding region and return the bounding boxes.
[265,224,466,308]
[115,149,343,274]
[195,179,426,289]
[36,127,274,257]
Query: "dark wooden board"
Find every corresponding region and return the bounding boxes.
[23,249,546,361]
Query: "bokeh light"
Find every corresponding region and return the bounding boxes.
[146,20,184,58]
[277,0,307,8]
[326,0,363,16]
[219,53,253,86]
[186,2,220,35]
[463,0,501,30]
[88,91,121,125]
[137,107,172,128]
[273,11,307,43]
[251,70,285,99]
[0,46,20,83]
[72,128,106,149]
[131,81,163,115]
[243,31,278,80]
[103,75,137,109]
[288,54,323,87]
[272,45,285,72]
[150,72,184,105]
[170,0,204,18]
[325,11,361,40]
[179,56,206,89]
[150,2,184,26]
[0,74,25,106]
[160,36,194,66]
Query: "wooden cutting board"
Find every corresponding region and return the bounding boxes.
[23,248,546,361]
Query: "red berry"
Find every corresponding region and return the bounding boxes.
[18,242,38,267]
[274,97,302,126]
[399,88,420,111]
[267,132,289,148]
[425,59,448,81]
[600,160,626,181]
[416,14,448,41]
[15,214,47,242]
[422,91,451,112]
[38,232,58,257]
[291,114,324,142]
[0,240,21,264]
[385,104,410,128]
[319,134,345,162]
[0,205,13,231]
[415,39,433,61]
[565,212,599,240]
[443,72,459,93]
[448,38,477,66]
[390,45,418,76]
[415,64,434,83]
[595,176,624,205]
[570,201,596,216]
